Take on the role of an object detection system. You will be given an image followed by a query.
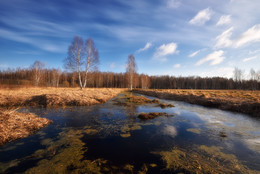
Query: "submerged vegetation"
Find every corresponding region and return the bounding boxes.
[138,112,172,120]
[0,90,259,173]
[155,145,258,174]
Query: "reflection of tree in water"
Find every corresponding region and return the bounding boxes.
[125,103,138,119]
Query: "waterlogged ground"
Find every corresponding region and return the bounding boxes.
[0,92,260,173]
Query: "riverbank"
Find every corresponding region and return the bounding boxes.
[133,89,260,117]
[0,109,52,145]
[0,87,125,107]
[0,88,125,145]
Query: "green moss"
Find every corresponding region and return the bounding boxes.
[155,145,259,174]
[25,129,107,174]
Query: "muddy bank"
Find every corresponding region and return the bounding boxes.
[0,88,125,107]
[0,109,52,145]
[134,89,260,117]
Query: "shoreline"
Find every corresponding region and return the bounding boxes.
[0,87,126,107]
[133,89,260,118]
[0,109,52,146]
[0,88,125,145]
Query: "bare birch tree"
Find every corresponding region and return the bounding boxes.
[83,38,99,88]
[233,67,243,82]
[126,54,137,90]
[64,36,84,89]
[51,69,61,87]
[31,61,44,86]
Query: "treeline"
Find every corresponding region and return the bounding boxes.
[0,67,150,89]
[0,67,259,90]
[149,76,260,90]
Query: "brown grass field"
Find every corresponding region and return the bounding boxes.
[134,89,260,117]
[0,87,125,145]
[0,87,125,107]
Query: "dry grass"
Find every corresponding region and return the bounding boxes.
[138,112,171,120]
[0,108,52,145]
[0,87,126,107]
[134,89,260,117]
[0,87,125,145]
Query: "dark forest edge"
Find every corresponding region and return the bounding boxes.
[0,66,260,90]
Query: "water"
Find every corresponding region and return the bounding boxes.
[0,92,260,173]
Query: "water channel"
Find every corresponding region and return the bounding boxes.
[0,92,259,173]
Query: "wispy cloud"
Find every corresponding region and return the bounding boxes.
[216,15,231,26]
[137,42,152,52]
[189,8,212,25]
[242,56,258,62]
[154,42,178,57]
[0,28,66,53]
[233,24,260,48]
[189,50,200,57]
[173,64,181,68]
[215,24,260,49]
[215,27,233,49]
[166,0,181,8]
[196,50,225,66]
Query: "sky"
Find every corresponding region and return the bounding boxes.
[0,0,260,78]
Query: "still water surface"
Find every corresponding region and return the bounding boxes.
[0,93,260,173]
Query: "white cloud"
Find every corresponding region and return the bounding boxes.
[137,42,152,52]
[166,0,181,8]
[233,24,260,48]
[216,15,231,26]
[196,50,225,66]
[189,50,200,57]
[215,27,233,49]
[0,28,65,53]
[173,64,181,68]
[109,63,116,69]
[199,67,234,78]
[242,56,258,62]
[154,42,178,57]
[249,49,260,55]
[215,24,260,49]
[189,8,212,25]
[163,125,177,138]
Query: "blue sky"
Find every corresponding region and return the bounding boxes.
[0,0,260,78]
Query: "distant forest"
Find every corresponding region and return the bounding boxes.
[0,64,259,90]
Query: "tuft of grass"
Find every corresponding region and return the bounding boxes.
[138,112,172,120]
[0,108,52,146]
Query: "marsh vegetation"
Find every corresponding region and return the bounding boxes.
[0,92,259,173]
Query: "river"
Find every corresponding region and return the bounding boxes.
[0,92,259,173]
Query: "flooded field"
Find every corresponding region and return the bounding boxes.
[0,92,260,173]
